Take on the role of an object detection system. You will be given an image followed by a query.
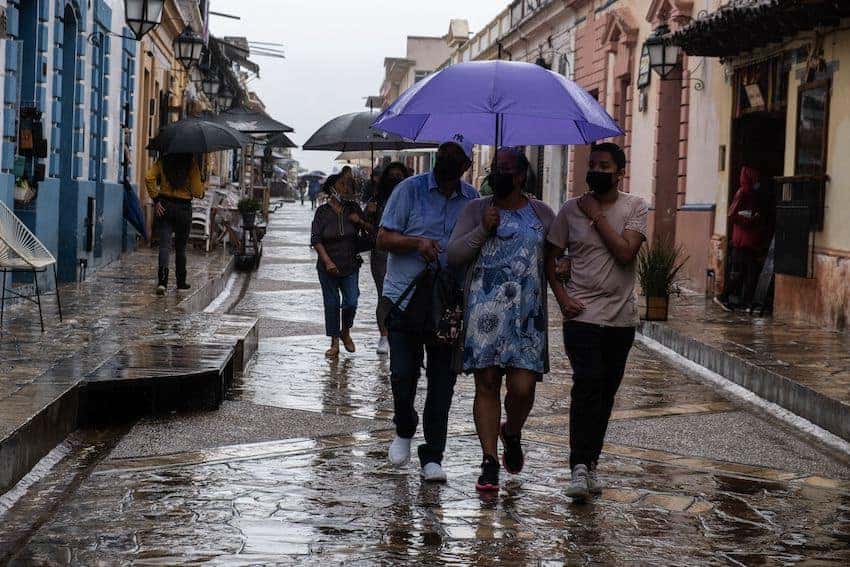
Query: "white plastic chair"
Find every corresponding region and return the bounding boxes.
[0,200,62,331]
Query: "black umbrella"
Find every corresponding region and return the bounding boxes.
[304,111,435,171]
[303,111,435,152]
[147,118,247,154]
[202,106,294,134]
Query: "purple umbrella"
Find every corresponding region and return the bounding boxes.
[372,61,622,146]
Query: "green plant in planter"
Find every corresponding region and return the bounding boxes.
[237,198,262,214]
[637,237,689,298]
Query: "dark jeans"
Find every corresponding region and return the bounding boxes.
[318,268,359,337]
[388,327,457,466]
[564,321,635,470]
[370,251,389,333]
[156,199,192,285]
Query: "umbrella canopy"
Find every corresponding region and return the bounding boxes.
[372,61,622,146]
[147,118,247,154]
[202,106,294,134]
[302,111,435,152]
[299,170,327,180]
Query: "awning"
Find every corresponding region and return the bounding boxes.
[264,132,298,149]
[673,0,850,57]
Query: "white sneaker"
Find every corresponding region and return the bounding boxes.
[588,467,603,495]
[376,336,389,355]
[566,464,590,501]
[420,462,447,483]
[388,435,412,467]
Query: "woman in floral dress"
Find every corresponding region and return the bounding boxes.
[448,147,555,492]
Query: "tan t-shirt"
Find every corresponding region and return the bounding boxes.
[547,192,649,327]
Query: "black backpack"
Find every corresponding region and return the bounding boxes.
[385,265,463,345]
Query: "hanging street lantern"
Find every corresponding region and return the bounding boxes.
[202,72,221,98]
[189,65,203,87]
[216,84,235,110]
[124,0,165,40]
[644,24,681,78]
[174,25,205,69]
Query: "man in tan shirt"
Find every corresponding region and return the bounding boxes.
[545,142,648,501]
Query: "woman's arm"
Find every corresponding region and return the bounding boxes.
[144,161,161,200]
[447,201,490,269]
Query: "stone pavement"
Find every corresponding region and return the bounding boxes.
[0,245,257,494]
[641,294,850,442]
[3,203,850,565]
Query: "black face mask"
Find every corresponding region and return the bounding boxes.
[433,156,465,184]
[489,173,515,198]
[586,171,617,195]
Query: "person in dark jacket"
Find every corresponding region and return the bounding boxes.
[311,174,371,357]
[715,166,767,312]
[364,162,411,355]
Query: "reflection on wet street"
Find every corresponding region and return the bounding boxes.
[6,203,850,565]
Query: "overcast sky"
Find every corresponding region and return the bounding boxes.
[210,0,506,173]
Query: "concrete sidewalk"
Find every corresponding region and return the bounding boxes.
[0,247,258,495]
[640,294,850,442]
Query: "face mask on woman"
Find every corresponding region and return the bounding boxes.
[489,173,516,198]
[585,170,617,195]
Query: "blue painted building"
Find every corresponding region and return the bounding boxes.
[1,0,138,284]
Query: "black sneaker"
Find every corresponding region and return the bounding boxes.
[476,454,500,492]
[500,422,524,474]
[176,282,191,291]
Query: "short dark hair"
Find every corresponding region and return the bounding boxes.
[590,142,626,171]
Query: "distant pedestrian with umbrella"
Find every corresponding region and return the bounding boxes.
[145,117,245,295]
[363,161,411,355]
[145,153,204,295]
[448,147,555,492]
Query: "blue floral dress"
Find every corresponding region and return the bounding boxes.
[463,203,546,374]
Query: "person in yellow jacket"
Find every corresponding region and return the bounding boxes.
[145,153,204,295]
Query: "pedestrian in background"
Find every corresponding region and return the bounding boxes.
[361,167,381,205]
[145,153,205,296]
[378,139,478,483]
[715,165,767,312]
[448,147,555,492]
[545,142,647,502]
[364,162,411,355]
[311,174,370,358]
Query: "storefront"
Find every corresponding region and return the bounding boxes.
[675,0,850,329]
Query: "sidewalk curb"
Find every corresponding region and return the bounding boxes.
[639,321,850,443]
[0,253,247,496]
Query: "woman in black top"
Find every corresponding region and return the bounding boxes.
[363,162,410,355]
[311,174,371,357]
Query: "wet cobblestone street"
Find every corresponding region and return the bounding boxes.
[4,203,850,565]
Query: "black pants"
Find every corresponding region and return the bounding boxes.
[724,247,761,307]
[388,328,457,466]
[156,199,191,285]
[371,253,389,333]
[564,321,635,470]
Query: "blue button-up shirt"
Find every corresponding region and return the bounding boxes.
[380,171,479,305]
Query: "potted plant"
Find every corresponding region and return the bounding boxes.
[636,237,688,321]
[237,197,262,228]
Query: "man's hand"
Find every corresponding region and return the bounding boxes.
[364,202,378,215]
[559,294,585,319]
[578,193,603,221]
[155,201,166,218]
[348,212,363,226]
[416,238,441,263]
[482,205,500,233]
[324,260,340,276]
[555,257,571,282]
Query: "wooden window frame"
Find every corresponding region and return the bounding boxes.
[794,78,831,177]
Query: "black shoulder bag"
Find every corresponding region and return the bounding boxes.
[385,264,463,345]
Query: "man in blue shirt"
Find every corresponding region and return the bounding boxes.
[377,139,478,482]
